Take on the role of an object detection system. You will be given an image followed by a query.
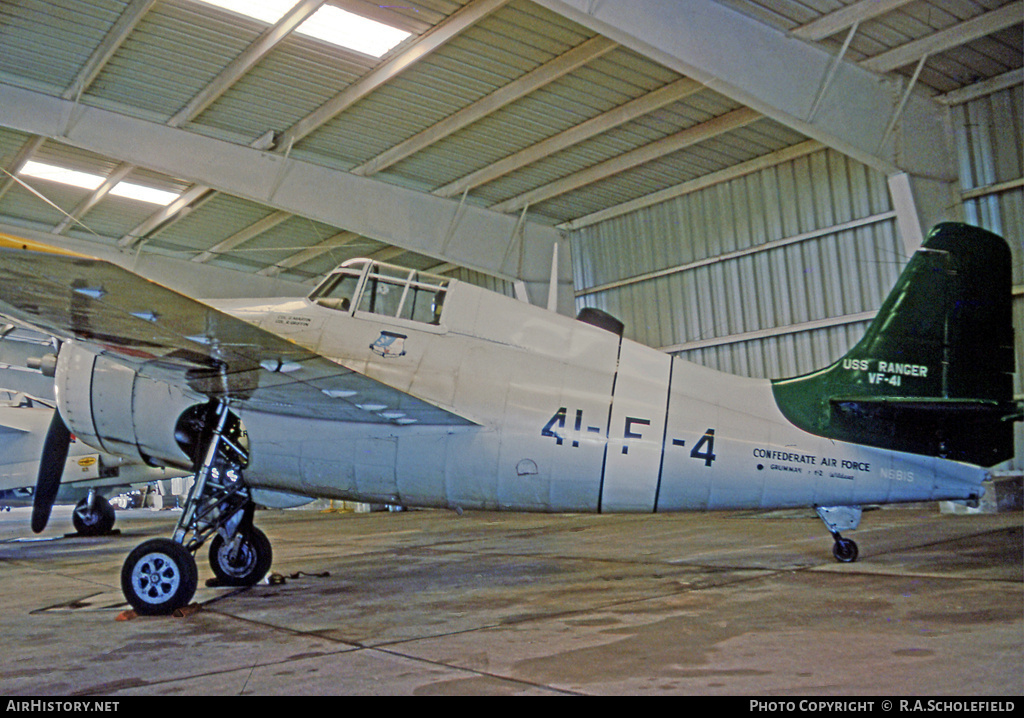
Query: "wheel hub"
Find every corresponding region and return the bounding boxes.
[132,554,180,602]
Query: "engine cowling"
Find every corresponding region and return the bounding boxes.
[54,341,205,470]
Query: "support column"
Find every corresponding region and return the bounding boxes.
[887,172,962,254]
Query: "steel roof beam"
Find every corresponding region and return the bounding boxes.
[533,0,953,180]
[860,2,1023,73]
[433,76,704,198]
[257,231,360,277]
[192,210,293,264]
[490,106,760,213]
[168,0,329,127]
[0,82,567,307]
[278,0,511,151]
[29,0,158,236]
[0,137,45,203]
[352,35,618,176]
[65,0,158,102]
[51,1,321,243]
[560,139,825,230]
[790,0,915,42]
[534,0,960,236]
[119,185,213,248]
[53,162,135,235]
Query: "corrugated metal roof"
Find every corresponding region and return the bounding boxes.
[0,0,1019,286]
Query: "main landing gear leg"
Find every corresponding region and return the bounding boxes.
[120,399,270,615]
[815,505,861,563]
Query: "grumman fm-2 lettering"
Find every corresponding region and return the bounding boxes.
[541,408,717,466]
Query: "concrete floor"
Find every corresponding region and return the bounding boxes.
[0,503,1020,696]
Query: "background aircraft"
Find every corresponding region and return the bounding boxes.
[0,388,187,534]
[0,222,1016,615]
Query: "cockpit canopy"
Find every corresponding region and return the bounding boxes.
[308,259,450,326]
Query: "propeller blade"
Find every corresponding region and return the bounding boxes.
[31,409,71,533]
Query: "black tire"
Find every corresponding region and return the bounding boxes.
[208,526,272,587]
[832,537,859,563]
[121,538,198,615]
[72,495,116,536]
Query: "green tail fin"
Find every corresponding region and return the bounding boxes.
[772,222,1017,466]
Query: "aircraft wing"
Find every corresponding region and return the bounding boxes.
[0,423,31,435]
[0,248,475,426]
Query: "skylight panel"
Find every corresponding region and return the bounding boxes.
[199,0,294,25]
[20,161,104,191]
[108,183,180,206]
[192,0,411,57]
[299,6,411,57]
[19,161,180,206]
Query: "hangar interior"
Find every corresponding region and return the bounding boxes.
[0,0,1021,475]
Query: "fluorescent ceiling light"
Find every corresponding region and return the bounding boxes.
[193,0,410,57]
[20,161,180,206]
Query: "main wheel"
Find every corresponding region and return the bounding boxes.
[121,538,198,615]
[208,526,272,587]
[72,495,115,536]
[832,537,859,563]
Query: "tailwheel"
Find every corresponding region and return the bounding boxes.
[72,493,115,536]
[121,538,198,616]
[831,536,859,563]
[209,526,273,586]
[815,506,862,564]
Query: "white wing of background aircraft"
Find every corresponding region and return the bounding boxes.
[0,389,189,534]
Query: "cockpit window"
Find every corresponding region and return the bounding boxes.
[309,260,449,326]
[310,271,359,311]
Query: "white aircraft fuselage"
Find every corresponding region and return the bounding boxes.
[184,261,985,516]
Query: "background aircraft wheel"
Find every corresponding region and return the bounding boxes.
[832,537,859,563]
[121,538,198,615]
[208,526,272,586]
[72,495,115,536]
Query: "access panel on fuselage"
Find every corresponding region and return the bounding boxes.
[496,321,620,512]
[655,359,797,511]
[599,341,672,513]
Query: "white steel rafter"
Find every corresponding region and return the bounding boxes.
[532,0,964,239]
[119,0,331,251]
[433,76,705,198]
[860,3,1023,73]
[0,82,568,307]
[489,106,762,213]
[351,35,618,176]
[276,0,512,151]
[790,0,917,41]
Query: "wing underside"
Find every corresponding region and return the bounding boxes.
[0,248,474,427]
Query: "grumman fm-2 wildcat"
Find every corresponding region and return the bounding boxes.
[0,222,1016,615]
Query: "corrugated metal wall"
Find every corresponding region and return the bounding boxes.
[572,146,900,379]
[951,83,1023,471]
[571,84,1023,469]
